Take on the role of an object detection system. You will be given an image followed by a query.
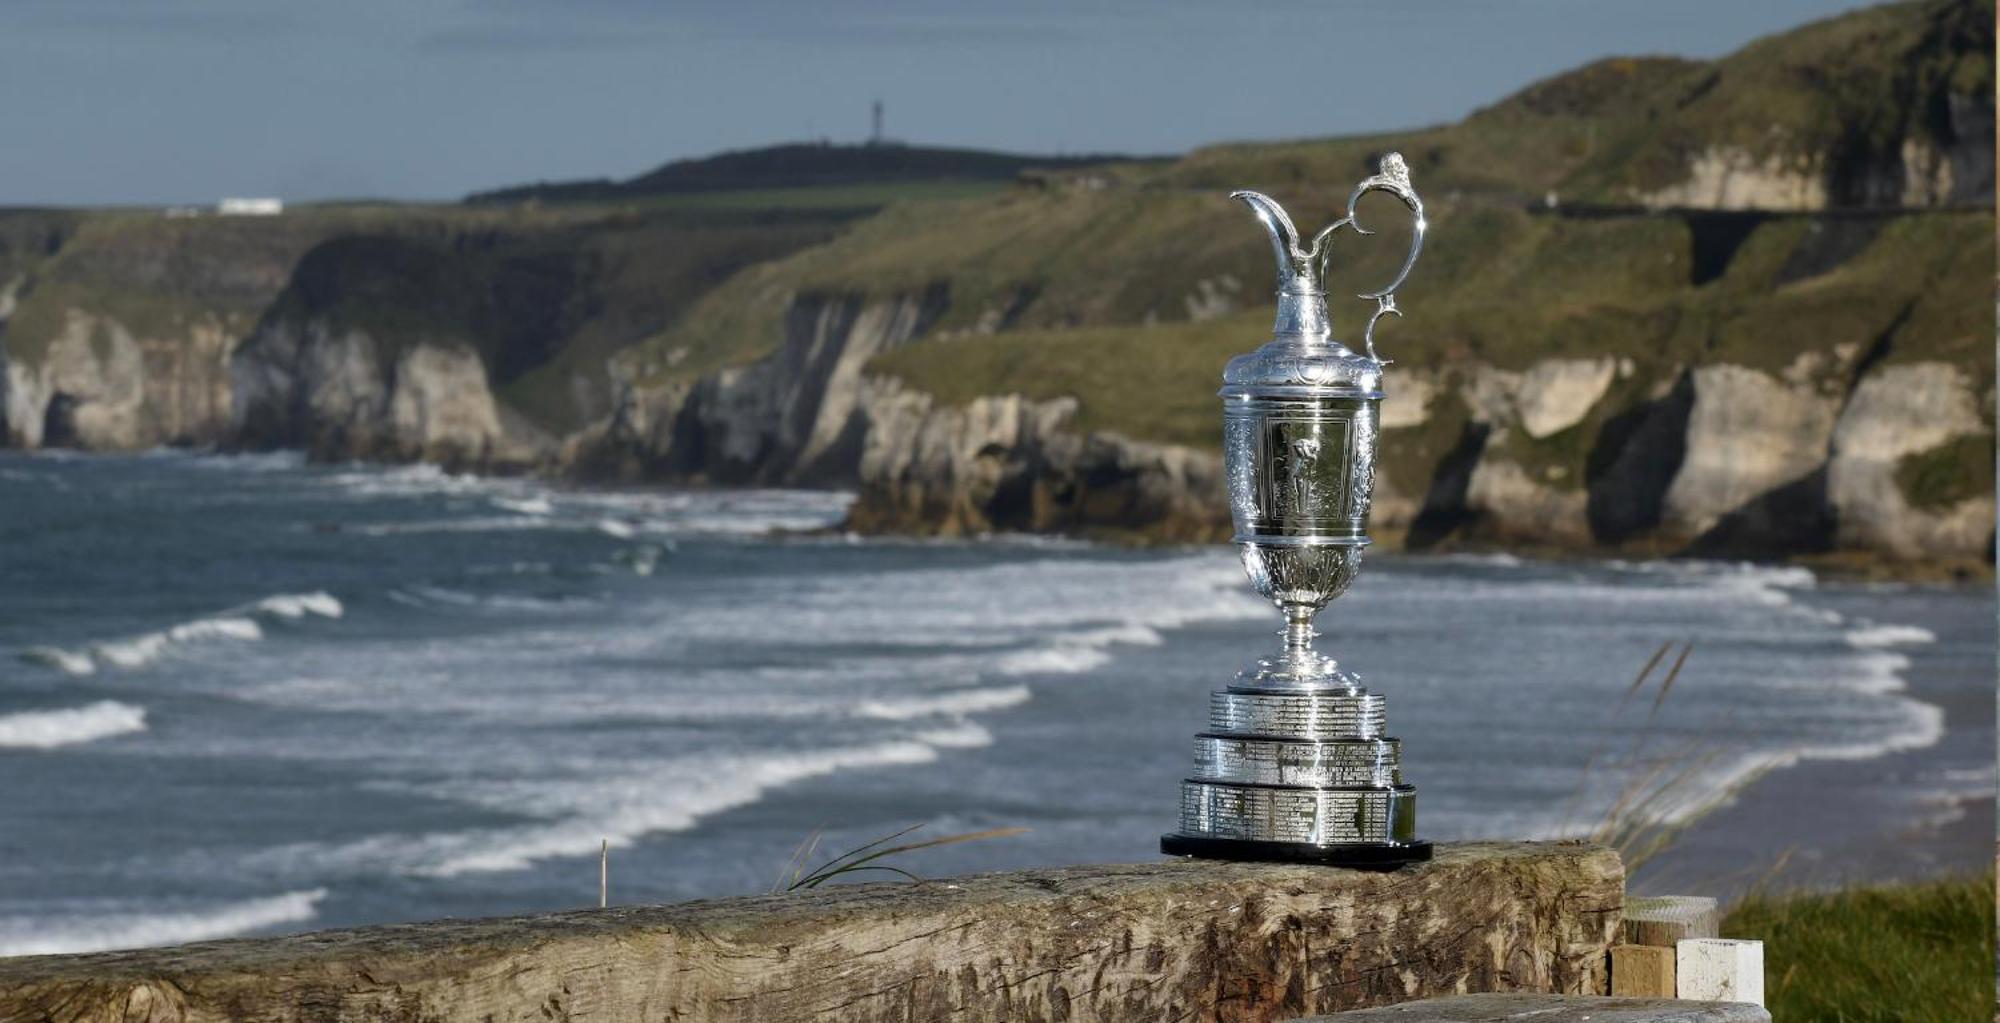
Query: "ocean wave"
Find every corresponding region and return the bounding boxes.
[250,591,344,620]
[995,645,1114,676]
[1844,623,1937,648]
[21,646,95,676]
[21,591,342,676]
[1655,697,1948,829]
[492,496,554,516]
[176,450,309,473]
[854,685,1032,721]
[317,461,852,538]
[277,730,981,878]
[352,517,564,537]
[0,888,326,956]
[388,585,595,613]
[0,701,147,749]
[96,617,262,669]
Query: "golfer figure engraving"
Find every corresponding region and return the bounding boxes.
[1161,153,1432,867]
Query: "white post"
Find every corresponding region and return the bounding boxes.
[1677,938,1764,1006]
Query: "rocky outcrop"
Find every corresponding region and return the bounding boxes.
[1641,149,1831,212]
[570,288,949,485]
[231,319,545,469]
[1,308,236,450]
[1827,362,1994,558]
[847,380,1227,540]
[1662,362,1843,538]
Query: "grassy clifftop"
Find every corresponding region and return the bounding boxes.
[866,209,1990,453]
[617,0,1991,421]
[1161,0,1991,204]
[469,142,1160,206]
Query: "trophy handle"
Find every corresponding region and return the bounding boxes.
[1308,152,1426,362]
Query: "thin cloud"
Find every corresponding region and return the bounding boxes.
[0,0,301,37]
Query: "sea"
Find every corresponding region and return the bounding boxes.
[0,449,1990,955]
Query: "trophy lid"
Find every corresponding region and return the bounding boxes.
[1221,337,1383,399]
[1220,154,1425,400]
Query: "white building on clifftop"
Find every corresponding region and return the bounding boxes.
[218,197,283,216]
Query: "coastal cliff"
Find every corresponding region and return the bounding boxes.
[0,0,1989,569]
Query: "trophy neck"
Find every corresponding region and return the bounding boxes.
[1271,288,1331,341]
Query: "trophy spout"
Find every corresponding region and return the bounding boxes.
[1231,191,1317,297]
[1232,191,1331,340]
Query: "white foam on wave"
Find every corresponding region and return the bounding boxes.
[1845,623,1937,648]
[353,517,563,537]
[1638,695,1950,830]
[177,450,309,473]
[21,646,95,676]
[1419,555,1952,838]
[96,617,262,669]
[280,728,992,878]
[0,701,147,749]
[854,686,1032,721]
[321,459,851,538]
[252,592,344,620]
[493,496,554,516]
[0,888,326,956]
[388,585,594,613]
[323,462,484,498]
[23,592,341,676]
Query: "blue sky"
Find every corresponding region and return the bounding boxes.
[0,0,1876,206]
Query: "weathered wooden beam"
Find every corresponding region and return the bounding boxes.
[0,841,1620,1023]
[1287,993,1769,1022]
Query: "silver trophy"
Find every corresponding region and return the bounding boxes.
[1161,153,1430,868]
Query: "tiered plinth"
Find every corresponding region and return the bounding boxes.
[1162,685,1430,868]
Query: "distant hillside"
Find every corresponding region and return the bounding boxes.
[4,0,1990,573]
[1167,0,1992,209]
[467,143,1157,205]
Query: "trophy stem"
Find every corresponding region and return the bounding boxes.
[1282,605,1318,658]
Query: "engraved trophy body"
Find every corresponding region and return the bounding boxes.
[1161,154,1431,868]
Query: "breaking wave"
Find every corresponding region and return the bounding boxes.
[0,889,326,956]
[1845,623,1938,648]
[271,726,995,878]
[854,685,1033,721]
[0,701,147,749]
[22,592,343,676]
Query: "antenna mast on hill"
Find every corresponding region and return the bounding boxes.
[870,100,884,145]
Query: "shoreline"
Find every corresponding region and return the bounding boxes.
[1629,573,1995,901]
[9,446,1993,585]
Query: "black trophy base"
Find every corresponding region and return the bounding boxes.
[1160,834,1432,870]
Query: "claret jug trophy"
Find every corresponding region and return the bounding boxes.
[1161,153,1430,867]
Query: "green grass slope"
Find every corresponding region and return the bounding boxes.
[1722,872,1995,1022]
[614,0,1990,504]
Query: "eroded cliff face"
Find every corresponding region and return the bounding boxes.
[230,318,543,469]
[847,380,1227,540]
[1363,355,1993,563]
[1,311,241,451]
[0,215,296,451]
[567,288,948,485]
[574,279,1987,567]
